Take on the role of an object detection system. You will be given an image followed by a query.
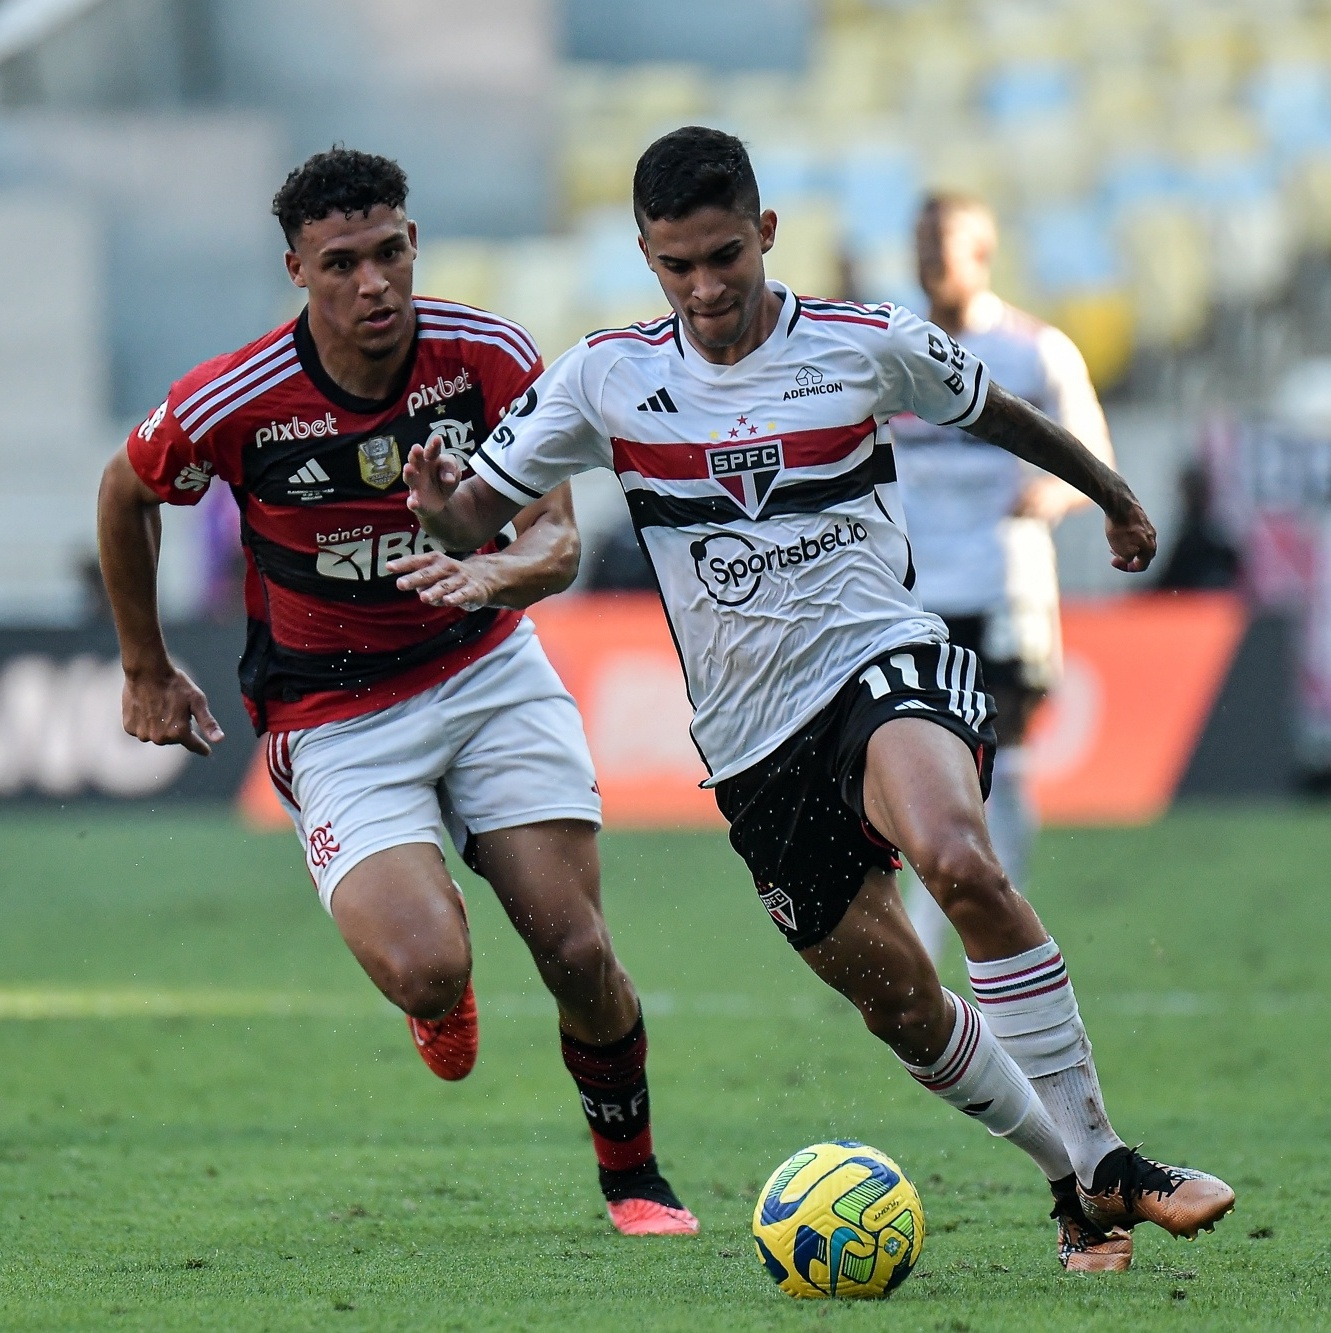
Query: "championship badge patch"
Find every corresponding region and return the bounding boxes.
[357,434,402,489]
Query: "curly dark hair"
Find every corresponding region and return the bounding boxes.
[272,146,409,246]
[632,126,760,233]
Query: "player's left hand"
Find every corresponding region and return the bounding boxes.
[1105,498,1156,573]
[388,550,498,611]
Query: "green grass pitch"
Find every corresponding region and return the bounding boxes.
[0,807,1328,1331]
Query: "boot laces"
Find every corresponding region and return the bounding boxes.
[1104,1147,1178,1210]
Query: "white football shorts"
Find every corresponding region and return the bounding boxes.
[265,619,602,912]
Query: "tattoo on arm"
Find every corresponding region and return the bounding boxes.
[965,383,1134,519]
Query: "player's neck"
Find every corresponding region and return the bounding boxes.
[683,286,785,366]
[306,308,415,403]
[928,290,987,338]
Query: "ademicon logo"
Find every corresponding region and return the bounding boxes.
[690,521,869,606]
[0,656,188,797]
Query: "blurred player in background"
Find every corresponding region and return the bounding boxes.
[96,148,696,1237]
[892,195,1117,958]
[396,127,1235,1273]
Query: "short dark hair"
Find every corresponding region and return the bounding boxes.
[632,126,761,232]
[272,146,408,246]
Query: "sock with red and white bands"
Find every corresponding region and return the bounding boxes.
[967,939,1125,1186]
[901,989,1074,1182]
[560,1013,680,1206]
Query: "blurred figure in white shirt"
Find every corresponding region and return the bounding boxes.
[892,194,1117,959]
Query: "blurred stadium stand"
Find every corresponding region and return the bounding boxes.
[2,0,1331,672]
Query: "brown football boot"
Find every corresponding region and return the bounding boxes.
[1079,1146,1236,1240]
[1050,1176,1133,1273]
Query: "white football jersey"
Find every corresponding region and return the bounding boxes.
[891,291,1111,617]
[472,283,990,784]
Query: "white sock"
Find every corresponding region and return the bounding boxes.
[968,939,1125,1186]
[901,989,1074,1182]
[985,746,1034,893]
[903,866,949,964]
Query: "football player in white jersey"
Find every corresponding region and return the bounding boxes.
[892,194,1117,957]
[387,127,1234,1272]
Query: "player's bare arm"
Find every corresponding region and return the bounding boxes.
[388,481,579,611]
[96,447,224,757]
[966,383,1155,572]
[402,435,519,550]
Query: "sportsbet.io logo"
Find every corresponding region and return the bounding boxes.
[691,521,870,606]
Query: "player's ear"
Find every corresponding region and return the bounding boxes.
[637,232,652,267]
[284,248,307,289]
[407,218,419,258]
[759,209,777,254]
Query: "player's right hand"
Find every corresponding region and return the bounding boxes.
[404,438,464,520]
[1105,498,1157,573]
[121,664,224,757]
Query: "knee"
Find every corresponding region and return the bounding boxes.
[915,833,1009,922]
[375,936,472,1020]
[855,980,948,1059]
[542,921,614,986]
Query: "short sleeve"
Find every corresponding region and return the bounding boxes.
[469,342,611,504]
[870,305,990,429]
[125,372,243,506]
[1036,324,1113,464]
[477,319,545,437]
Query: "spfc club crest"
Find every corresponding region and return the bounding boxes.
[759,885,797,932]
[357,434,401,489]
[706,438,785,517]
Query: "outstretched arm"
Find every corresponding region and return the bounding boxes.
[403,437,521,550]
[97,448,224,755]
[966,383,1156,572]
[389,481,580,611]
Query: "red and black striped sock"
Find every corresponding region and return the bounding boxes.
[561,1012,681,1206]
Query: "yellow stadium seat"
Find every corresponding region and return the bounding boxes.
[414,240,498,310]
[1116,203,1211,348]
[766,201,845,299]
[1049,291,1137,391]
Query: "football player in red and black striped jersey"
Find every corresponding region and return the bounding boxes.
[97,148,696,1237]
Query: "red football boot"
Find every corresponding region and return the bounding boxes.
[606,1197,700,1236]
[405,885,478,1081]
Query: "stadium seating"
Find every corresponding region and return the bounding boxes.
[414,0,1331,381]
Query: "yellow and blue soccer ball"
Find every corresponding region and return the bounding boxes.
[752,1141,925,1299]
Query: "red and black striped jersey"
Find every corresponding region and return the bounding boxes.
[127,297,542,734]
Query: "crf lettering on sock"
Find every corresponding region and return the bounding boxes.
[561,1013,654,1173]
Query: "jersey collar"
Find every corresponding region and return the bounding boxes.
[677,282,796,382]
[294,306,420,416]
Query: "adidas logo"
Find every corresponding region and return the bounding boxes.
[288,459,331,485]
[893,699,932,711]
[636,387,679,413]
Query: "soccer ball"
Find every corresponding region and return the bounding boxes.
[752,1141,925,1299]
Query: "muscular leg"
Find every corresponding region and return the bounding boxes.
[329,842,472,1019]
[860,718,1124,1184]
[471,819,638,1045]
[862,717,1043,961]
[474,819,694,1231]
[798,868,1074,1182]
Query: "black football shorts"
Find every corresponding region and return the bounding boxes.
[714,640,997,951]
